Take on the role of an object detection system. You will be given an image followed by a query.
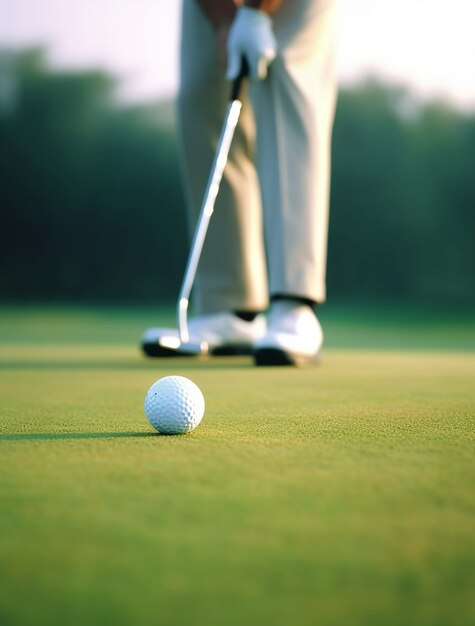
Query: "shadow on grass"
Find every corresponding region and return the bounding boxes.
[0,359,253,371]
[0,431,161,442]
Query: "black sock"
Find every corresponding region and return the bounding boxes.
[271,294,318,310]
[234,310,260,322]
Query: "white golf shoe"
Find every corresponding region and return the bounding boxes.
[253,301,323,366]
[142,311,266,357]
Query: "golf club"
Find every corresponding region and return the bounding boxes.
[142,59,249,357]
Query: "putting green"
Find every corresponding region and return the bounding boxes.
[0,306,474,626]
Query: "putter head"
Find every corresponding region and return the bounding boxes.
[142,328,209,357]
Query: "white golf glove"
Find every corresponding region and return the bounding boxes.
[226,7,277,81]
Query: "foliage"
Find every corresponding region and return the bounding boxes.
[1,48,474,304]
[329,81,475,304]
[0,48,187,302]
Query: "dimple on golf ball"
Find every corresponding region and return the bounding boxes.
[144,376,205,435]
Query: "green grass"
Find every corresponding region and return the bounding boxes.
[0,305,474,626]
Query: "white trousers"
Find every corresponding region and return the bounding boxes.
[179,0,337,313]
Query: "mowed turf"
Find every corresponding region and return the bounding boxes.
[0,306,474,626]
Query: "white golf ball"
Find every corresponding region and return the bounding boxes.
[144,376,205,435]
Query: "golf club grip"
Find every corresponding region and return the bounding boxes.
[230,57,249,102]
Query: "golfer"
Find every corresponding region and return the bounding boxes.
[144,0,337,365]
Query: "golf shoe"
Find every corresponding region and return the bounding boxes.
[142,311,266,356]
[253,300,323,366]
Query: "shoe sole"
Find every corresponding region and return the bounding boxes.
[142,343,192,357]
[211,345,253,356]
[143,342,319,364]
[253,347,321,367]
[142,342,252,358]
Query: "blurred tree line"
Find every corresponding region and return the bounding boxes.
[1,48,474,305]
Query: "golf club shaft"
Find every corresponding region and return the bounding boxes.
[178,68,247,344]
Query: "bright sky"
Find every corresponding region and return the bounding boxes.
[1,0,474,110]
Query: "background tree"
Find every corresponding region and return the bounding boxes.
[1,48,474,306]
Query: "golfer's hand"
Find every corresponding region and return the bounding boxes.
[226,7,277,81]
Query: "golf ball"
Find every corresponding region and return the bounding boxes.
[144,376,205,435]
